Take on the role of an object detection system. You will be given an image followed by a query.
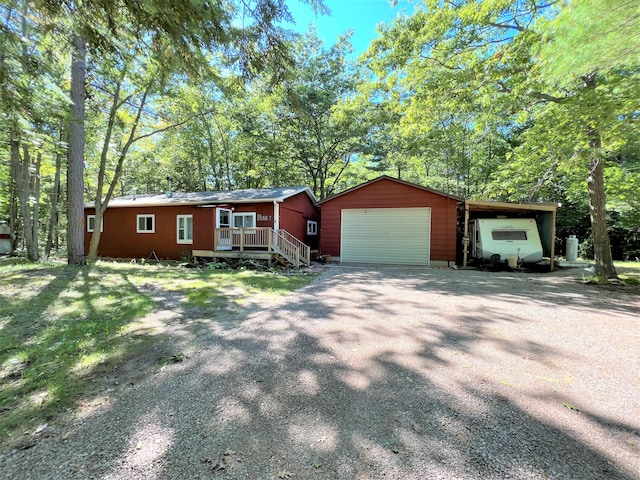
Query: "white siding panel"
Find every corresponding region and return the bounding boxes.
[341,208,431,265]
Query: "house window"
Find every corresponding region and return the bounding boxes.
[137,214,155,233]
[177,215,193,244]
[307,220,318,235]
[87,215,103,233]
[233,213,256,228]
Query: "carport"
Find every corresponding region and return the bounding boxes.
[459,200,558,270]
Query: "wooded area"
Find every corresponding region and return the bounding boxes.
[1,0,638,279]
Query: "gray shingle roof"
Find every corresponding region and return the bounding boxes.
[85,186,316,208]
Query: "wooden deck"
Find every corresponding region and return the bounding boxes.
[193,228,311,267]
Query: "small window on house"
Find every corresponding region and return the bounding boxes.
[492,230,527,241]
[233,213,256,228]
[87,215,103,233]
[177,215,193,244]
[307,220,318,235]
[137,214,155,233]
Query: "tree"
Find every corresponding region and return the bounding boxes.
[274,29,364,199]
[1,0,68,260]
[86,40,166,261]
[365,0,638,279]
[534,0,640,277]
[67,32,85,264]
[36,0,327,265]
[540,0,640,78]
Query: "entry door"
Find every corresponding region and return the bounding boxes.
[216,208,232,250]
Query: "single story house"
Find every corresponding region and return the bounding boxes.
[318,176,463,266]
[84,186,319,265]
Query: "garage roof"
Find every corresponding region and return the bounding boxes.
[318,175,464,204]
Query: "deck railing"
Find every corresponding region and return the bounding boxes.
[273,230,300,267]
[213,227,310,268]
[278,229,311,266]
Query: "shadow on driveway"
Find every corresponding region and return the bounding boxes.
[2,266,639,479]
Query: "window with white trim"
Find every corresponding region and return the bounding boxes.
[87,215,103,233]
[137,214,155,233]
[177,215,193,244]
[307,220,318,235]
[233,212,256,228]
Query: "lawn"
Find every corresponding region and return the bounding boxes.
[0,259,314,445]
[616,260,640,284]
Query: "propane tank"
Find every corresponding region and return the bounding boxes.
[566,235,579,262]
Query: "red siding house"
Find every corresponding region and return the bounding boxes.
[84,187,319,265]
[318,176,462,266]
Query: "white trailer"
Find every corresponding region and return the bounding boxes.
[469,218,543,266]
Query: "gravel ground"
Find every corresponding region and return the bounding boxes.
[1,265,639,480]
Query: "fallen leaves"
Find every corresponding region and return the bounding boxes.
[169,352,188,363]
[201,456,227,472]
[201,448,238,472]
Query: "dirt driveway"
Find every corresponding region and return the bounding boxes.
[2,266,639,480]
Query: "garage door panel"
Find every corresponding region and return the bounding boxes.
[341,208,430,265]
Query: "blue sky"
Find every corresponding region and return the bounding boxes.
[285,0,418,57]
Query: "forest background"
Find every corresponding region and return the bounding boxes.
[0,0,638,279]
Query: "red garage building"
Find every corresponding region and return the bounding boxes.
[318,176,462,266]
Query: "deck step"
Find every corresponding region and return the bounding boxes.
[192,250,303,268]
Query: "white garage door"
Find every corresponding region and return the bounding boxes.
[341,208,431,265]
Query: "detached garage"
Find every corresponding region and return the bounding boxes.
[319,176,462,266]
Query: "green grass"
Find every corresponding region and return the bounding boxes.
[0,260,314,444]
[580,261,640,285]
[616,261,640,285]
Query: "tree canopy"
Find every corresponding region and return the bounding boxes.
[1,0,638,278]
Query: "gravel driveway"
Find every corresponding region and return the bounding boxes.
[2,265,639,480]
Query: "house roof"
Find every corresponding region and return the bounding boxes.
[317,175,465,204]
[85,186,317,208]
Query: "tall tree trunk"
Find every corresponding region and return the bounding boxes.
[8,151,19,254]
[587,129,617,279]
[67,34,86,266]
[46,143,63,257]
[583,73,617,279]
[9,139,25,254]
[10,140,39,261]
[29,151,42,260]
